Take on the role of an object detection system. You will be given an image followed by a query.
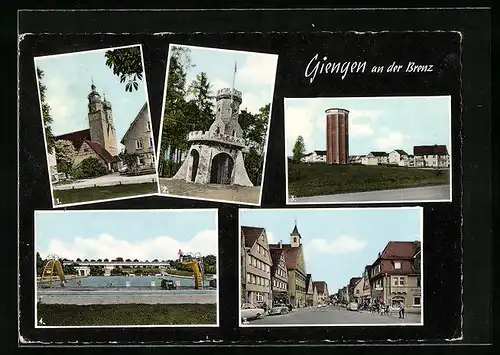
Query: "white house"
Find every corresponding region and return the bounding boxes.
[413,145,450,168]
[362,151,389,165]
[301,150,327,163]
[348,155,364,164]
[398,154,426,167]
[388,149,409,165]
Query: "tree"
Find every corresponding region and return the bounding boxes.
[105,46,143,92]
[72,156,107,179]
[36,68,55,154]
[97,259,102,262]
[103,258,109,263]
[119,151,139,172]
[110,267,124,276]
[76,258,82,263]
[90,265,104,276]
[187,72,214,132]
[125,259,132,262]
[292,135,306,163]
[36,252,46,277]
[54,140,77,178]
[115,257,124,262]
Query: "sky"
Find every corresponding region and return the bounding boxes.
[240,208,422,294]
[35,210,218,261]
[168,44,279,115]
[285,96,451,156]
[35,45,150,151]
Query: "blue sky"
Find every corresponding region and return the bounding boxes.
[35,45,150,151]
[35,210,218,261]
[285,96,451,156]
[168,44,278,115]
[240,208,422,293]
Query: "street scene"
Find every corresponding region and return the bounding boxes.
[35,209,218,326]
[35,45,159,207]
[240,207,422,326]
[285,96,451,204]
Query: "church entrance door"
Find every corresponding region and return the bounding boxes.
[190,150,200,182]
[210,153,234,184]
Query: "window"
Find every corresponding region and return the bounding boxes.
[394,261,401,270]
[83,147,89,153]
[399,277,405,286]
[293,237,297,243]
[149,137,153,147]
[247,273,251,283]
[147,120,151,131]
[247,255,251,265]
[255,293,263,302]
[136,139,143,149]
[393,277,399,286]
[414,297,421,306]
[356,289,360,294]
[417,278,421,287]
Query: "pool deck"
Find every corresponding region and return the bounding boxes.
[37,289,217,305]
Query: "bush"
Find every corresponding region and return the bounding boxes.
[162,159,182,177]
[73,157,107,179]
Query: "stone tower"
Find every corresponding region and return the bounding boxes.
[173,87,253,186]
[87,82,118,157]
[325,108,349,164]
[290,221,302,247]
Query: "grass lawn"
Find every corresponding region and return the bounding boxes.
[288,163,450,197]
[37,303,217,326]
[53,183,157,204]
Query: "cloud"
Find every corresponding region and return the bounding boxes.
[349,109,383,122]
[40,230,218,261]
[266,231,275,244]
[374,130,409,150]
[285,106,317,150]
[306,235,367,255]
[42,75,79,134]
[238,53,278,86]
[351,124,374,136]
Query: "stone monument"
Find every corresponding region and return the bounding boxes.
[172,85,253,187]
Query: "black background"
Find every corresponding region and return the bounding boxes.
[16,9,491,347]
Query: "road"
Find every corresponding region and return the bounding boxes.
[52,173,159,190]
[290,185,450,204]
[247,305,421,325]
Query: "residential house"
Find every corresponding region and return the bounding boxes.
[305,274,318,306]
[338,285,349,304]
[369,241,422,312]
[361,265,372,303]
[348,277,362,303]
[241,226,273,308]
[301,150,327,163]
[121,103,156,172]
[313,281,329,305]
[352,277,364,303]
[269,223,307,308]
[348,155,364,164]
[361,151,389,165]
[388,149,409,165]
[413,145,450,168]
[269,247,289,305]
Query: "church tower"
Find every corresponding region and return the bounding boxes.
[87,82,118,157]
[290,220,302,247]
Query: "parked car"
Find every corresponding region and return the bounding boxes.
[347,302,359,311]
[160,279,176,290]
[269,304,289,316]
[241,303,265,321]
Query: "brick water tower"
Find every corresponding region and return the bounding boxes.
[325,108,349,164]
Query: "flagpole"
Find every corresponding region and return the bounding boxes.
[231,61,237,116]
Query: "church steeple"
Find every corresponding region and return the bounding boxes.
[290,219,301,247]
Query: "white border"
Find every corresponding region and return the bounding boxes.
[238,206,424,327]
[34,44,161,209]
[284,95,453,205]
[156,43,277,207]
[33,209,220,328]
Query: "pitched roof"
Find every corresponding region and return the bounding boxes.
[313,281,327,294]
[380,241,421,260]
[291,224,300,235]
[349,277,362,287]
[413,145,448,156]
[54,129,91,151]
[241,226,265,248]
[84,140,118,164]
[269,243,301,269]
[394,149,408,155]
[369,151,388,157]
[269,248,284,275]
[121,102,149,144]
[313,150,326,155]
[305,274,312,290]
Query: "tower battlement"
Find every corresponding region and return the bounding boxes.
[216,88,242,102]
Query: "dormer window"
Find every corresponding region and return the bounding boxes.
[394,261,401,270]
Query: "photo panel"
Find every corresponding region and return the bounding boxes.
[239,207,423,327]
[34,209,219,328]
[157,44,278,206]
[285,96,452,205]
[34,44,160,208]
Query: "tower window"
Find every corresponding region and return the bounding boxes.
[147,121,151,131]
[232,130,236,136]
[136,139,143,150]
[149,137,153,147]
[293,237,297,243]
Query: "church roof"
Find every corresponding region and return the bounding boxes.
[84,140,118,164]
[121,102,149,144]
[54,129,91,151]
[291,224,300,235]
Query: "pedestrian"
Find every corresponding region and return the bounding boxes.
[399,301,405,319]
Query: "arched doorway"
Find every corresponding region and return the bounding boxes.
[391,296,405,307]
[210,153,234,184]
[190,150,200,182]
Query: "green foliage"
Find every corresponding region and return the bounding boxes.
[54,140,77,178]
[89,265,104,276]
[110,267,124,276]
[244,147,264,186]
[36,68,55,154]
[61,262,77,275]
[288,163,450,197]
[105,47,143,92]
[36,252,45,277]
[72,157,107,179]
[292,136,306,163]
[119,151,139,171]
